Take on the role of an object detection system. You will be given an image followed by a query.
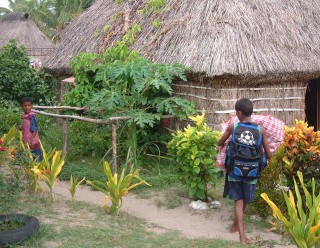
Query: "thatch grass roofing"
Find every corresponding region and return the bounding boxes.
[0,12,54,50]
[44,0,320,80]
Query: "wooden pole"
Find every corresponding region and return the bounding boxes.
[62,119,68,155]
[110,119,117,174]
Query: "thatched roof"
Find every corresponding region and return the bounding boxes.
[0,12,54,51]
[44,0,320,81]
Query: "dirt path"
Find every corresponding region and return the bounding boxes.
[53,181,294,247]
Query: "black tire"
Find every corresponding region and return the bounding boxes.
[0,214,40,245]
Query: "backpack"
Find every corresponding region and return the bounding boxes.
[225,122,266,179]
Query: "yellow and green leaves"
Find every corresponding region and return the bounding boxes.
[0,125,18,166]
[32,145,65,202]
[261,171,320,248]
[69,175,86,205]
[87,161,150,216]
[282,120,320,188]
[168,112,221,201]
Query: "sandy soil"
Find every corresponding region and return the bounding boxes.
[53,181,295,247]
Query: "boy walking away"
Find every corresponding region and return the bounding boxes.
[218,98,272,245]
[21,97,43,162]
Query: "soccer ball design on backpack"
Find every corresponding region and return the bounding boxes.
[225,122,266,179]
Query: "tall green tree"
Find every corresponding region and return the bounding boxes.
[0,40,57,105]
[9,0,54,32]
[3,0,94,38]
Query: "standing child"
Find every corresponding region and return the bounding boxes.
[218,98,271,245]
[21,97,43,161]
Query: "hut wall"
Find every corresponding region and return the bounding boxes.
[173,77,306,129]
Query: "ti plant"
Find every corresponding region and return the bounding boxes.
[19,132,47,192]
[32,144,65,203]
[167,112,221,201]
[261,171,320,248]
[69,175,86,205]
[86,161,150,216]
[282,120,320,189]
[0,125,18,173]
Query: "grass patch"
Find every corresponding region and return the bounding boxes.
[2,190,246,248]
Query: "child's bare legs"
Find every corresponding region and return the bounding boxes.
[230,200,246,233]
[231,200,252,244]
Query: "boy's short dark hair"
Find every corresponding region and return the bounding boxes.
[20,97,33,104]
[235,98,253,117]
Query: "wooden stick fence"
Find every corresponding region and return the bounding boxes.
[33,106,175,174]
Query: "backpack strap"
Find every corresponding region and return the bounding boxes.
[231,122,238,143]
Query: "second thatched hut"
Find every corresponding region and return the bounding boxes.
[0,12,54,63]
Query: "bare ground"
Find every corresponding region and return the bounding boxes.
[52,181,296,247]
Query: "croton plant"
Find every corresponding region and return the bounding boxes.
[282,120,320,188]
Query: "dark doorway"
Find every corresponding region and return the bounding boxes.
[305,79,320,131]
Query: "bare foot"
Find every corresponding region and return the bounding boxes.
[230,222,246,233]
[230,223,238,233]
[240,236,256,245]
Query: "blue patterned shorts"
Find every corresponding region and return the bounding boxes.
[228,181,257,203]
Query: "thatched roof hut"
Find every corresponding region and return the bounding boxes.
[44,0,320,129]
[0,12,54,60]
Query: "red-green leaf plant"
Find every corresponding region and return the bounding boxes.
[282,120,320,189]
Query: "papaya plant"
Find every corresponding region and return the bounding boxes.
[86,160,150,216]
[282,120,320,189]
[167,112,221,201]
[63,39,196,168]
[261,171,320,248]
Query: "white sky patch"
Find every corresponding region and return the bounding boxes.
[0,0,9,9]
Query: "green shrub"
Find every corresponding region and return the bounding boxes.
[0,40,57,105]
[252,144,286,217]
[0,106,21,133]
[168,112,221,201]
[67,121,111,159]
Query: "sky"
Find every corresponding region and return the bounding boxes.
[0,0,9,9]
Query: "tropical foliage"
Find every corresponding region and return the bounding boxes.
[167,112,221,201]
[86,161,150,216]
[282,120,320,189]
[63,40,196,168]
[253,144,286,217]
[69,174,86,204]
[261,171,320,248]
[0,40,57,105]
[1,0,94,37]
[0,125,18,169]
[31,145,65,202]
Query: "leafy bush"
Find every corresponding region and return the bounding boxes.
[252,144,286,217]
[167,112,221,201]
[63,41,196,168]
[0,40,57,105]
[0,106,21,134]
[282,120,320,190]
[67,121,111,158]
